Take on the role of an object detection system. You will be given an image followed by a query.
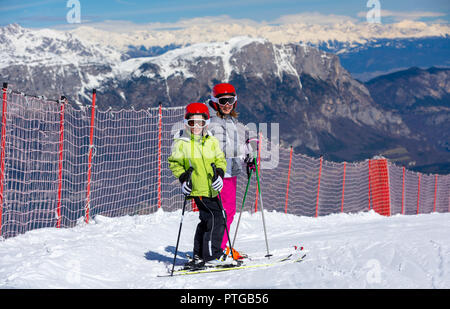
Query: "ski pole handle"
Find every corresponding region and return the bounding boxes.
[211,163,217,181]
[185,166,194,187]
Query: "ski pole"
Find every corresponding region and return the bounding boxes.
[171,167,194,276]
[211,163,237,262]
[254,157,272,258]
[231,169,252,249]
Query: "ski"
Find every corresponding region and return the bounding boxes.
[157,252,306,277]
[179,252,293,272]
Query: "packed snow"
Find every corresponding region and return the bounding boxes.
[0,209,449,289]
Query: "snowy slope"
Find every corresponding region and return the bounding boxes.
[0,210,449,289]
[0,24,122,69]
[117,36,268,81]
[0,23,272,90]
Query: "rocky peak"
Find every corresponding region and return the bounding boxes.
[0,29,446,171]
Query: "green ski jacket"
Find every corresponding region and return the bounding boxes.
[168,129,227,198]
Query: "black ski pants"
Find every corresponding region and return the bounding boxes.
[193,196,226,262]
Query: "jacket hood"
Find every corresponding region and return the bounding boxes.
[174,129,213,142]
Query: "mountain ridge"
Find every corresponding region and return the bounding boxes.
[0,24,448,173]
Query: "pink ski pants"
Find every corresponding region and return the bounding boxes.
[220,176,237,250]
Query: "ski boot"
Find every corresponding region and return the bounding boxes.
[183,254,205,270]
[205,254,240,268]
[225,246,247,261]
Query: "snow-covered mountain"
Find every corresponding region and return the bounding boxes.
[2,21,450,67]
[316,36,450,81]
[0,23,122,69]
[0,23,448,172]
[2,22,448,85]
[67,20,450,82]
[89,36,418,164]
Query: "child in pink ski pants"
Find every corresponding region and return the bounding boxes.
[207,83,255,259]
[220,176,237,249]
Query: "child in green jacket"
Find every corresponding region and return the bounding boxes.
[168,103,233,267]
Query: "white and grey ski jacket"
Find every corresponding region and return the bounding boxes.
[207,103,256,178]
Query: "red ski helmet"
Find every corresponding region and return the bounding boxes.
[210,83,237,111]
[212,83,236,98]
[184,102,210,127]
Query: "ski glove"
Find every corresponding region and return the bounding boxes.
[211,167,225,192]
[245,155,256,172]
[242,138,259,160]
[181,181,192,196]
[179,169,193,196]
[211,175,223,192]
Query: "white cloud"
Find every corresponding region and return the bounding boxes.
[55,15,262,33]
[60,12,358,35]
[42,11,450,49]
[356,10,446,22]
[273,12,358,25]
[55,10,448,34]
[429,19,449,25]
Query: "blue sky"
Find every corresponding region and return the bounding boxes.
[1,0,449,28]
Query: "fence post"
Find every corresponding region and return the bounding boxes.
[386,160,392,217]
[341,162,347,213]
[191,199,198,212]
[85,89,96,223]
[56,96,66,228]
[416,173,421,215]
[401,166,405,215]
[157,102,162,209]
[433,175,437,213]
[368,159,391,216]
[0,83,8,236]
[284,146,293,214]
[315,156,323,218]
[368,160,372,211]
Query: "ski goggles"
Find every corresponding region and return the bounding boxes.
[184,118,210,128]
[211,95,237,106]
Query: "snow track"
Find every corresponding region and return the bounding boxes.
[0,210,449,288]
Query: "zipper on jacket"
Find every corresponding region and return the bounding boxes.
[190,133,214,197]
